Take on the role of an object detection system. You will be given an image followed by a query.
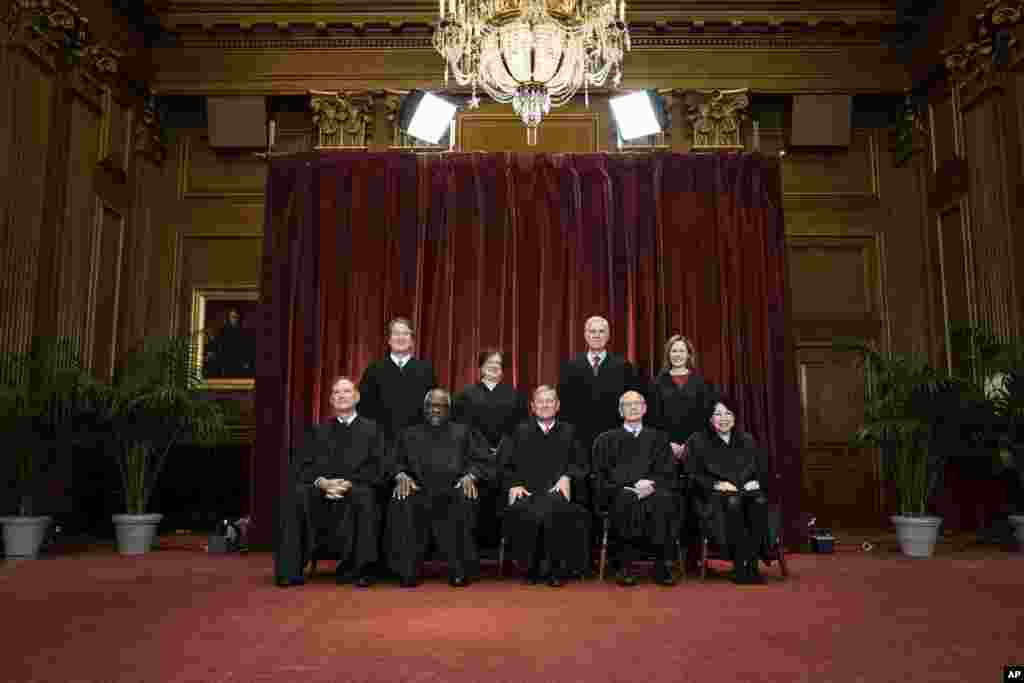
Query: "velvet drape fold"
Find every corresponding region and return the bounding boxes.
[256,151,802,547]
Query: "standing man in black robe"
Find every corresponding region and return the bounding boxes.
[275,377,384,588]
[358,317,438,447]
[386,389,493,587]
[593,390,679,586]
[501,385,591,587]
[558,315,644,470]
[453,349,527,549]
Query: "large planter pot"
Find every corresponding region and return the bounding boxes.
[112,514,163,555]
[1009,515,1024,551]
[891,515,943,558]
[0,516,52,559]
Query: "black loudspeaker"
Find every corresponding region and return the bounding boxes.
[790,95,852,148]
[206,96,268,148]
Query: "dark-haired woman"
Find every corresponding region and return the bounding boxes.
[687,400,771,584]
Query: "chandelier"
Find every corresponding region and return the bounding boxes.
[433,0,631,145]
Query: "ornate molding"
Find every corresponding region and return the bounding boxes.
[3,0,121,80]
[942,0,1024,84]
[310,90,376,148]
[133,97,169,165]
[677,88,750,151]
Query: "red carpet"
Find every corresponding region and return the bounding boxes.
[2,545,1021,682]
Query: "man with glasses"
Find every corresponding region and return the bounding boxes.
[592,391,680,586]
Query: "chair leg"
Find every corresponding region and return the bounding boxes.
[700,537,708,580]
[777,536,789,578]
[598,517,609,582]
[498,536,505,578]
[675,539,685,582]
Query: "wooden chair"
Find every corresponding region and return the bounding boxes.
[696,509,789,580]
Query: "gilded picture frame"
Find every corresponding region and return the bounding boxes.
[190,285,260,390]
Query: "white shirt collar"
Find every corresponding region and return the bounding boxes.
[537,419,556,434]
[482,379,497,391]
[337,412,358,426]
[589,350,607,363]
[624,422,642,436]
[390,353,412,367]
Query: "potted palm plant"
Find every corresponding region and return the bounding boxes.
[101,336,229,555]
[838,339,958,557]
[0,338,102,558]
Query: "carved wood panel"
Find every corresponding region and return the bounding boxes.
[456,113,600,153]
[798,345,881,528]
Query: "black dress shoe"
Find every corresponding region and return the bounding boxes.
[399,577,419,588]
[275,576,306,587]
[747,561,765,584]
[732,563,752,584]
[654,563,677,587]
[355,575,374,588]
[449,575,468,588]
[547,574,566,588]
[524,572,540,586]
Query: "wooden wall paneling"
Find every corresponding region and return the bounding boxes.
[0,51,54,353]
[55,83,104,356]
[456,112,602,153]
[89,202,125,381]
[781,129,879,203]
[178,236,262,338]
[961,90,1017,338]
[797,344,880,528]
[1012,71,1024,335]
[178,133,268,201]
[938,203,972,370]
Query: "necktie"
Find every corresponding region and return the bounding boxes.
[591,355,600,376]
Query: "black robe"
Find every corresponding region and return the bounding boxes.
[385,421,493,580]
[275,416,384,582]
[452,382,527,547]
[557,352,644,456]
[686,429,771,564]
[499,420,591,573]
[592,426,679,562]
[357,357,438,445]
[648,370,720,446]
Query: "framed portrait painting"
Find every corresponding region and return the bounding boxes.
[190,285,260,390]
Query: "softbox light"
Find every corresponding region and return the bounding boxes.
[399,90,458,145]
[609,91,663,141]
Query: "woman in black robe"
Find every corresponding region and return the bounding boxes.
[649,335,720,463]
[686,398,771,584]
[453,349,527,548]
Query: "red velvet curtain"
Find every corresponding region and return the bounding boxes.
[256,151,802,547]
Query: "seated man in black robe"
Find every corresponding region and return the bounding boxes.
[500,385,590,587]
[275,377,384,588]
[386,388,493,587]
[593,390,679,587]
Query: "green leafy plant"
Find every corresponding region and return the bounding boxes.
[835,339,963,516]
[0,338,103,516]
[101,336,229,515]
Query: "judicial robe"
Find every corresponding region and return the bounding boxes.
[357,357,438,445]
[385,421,493,580]
[275,416,384,582]
[648,370,720,447]
[686,429,771,562]
[592,426,679,561]
[557,352,644,456]
[452,382,527,547]
[499,420,591,574]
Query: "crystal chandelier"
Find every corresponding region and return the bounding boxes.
[434,0,631,145]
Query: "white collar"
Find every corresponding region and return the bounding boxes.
[588,350,607,362]
[337,412,357,426]
[482,380,498,391]
[390,353,412,367]
[624,422,642,435]
[537,419,556,433]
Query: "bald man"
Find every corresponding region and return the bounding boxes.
[275,377,385,588]
[385,389,493,587]
[592,391,680,586]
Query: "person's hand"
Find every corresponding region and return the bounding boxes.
[670,442,687,461]
[549,475,571,501]
[743,480,760,492]
[456,474,478,500]
[714,481,739,493]
[328,479,352,499]
[393,472,419,500]
[508,486,531,505]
